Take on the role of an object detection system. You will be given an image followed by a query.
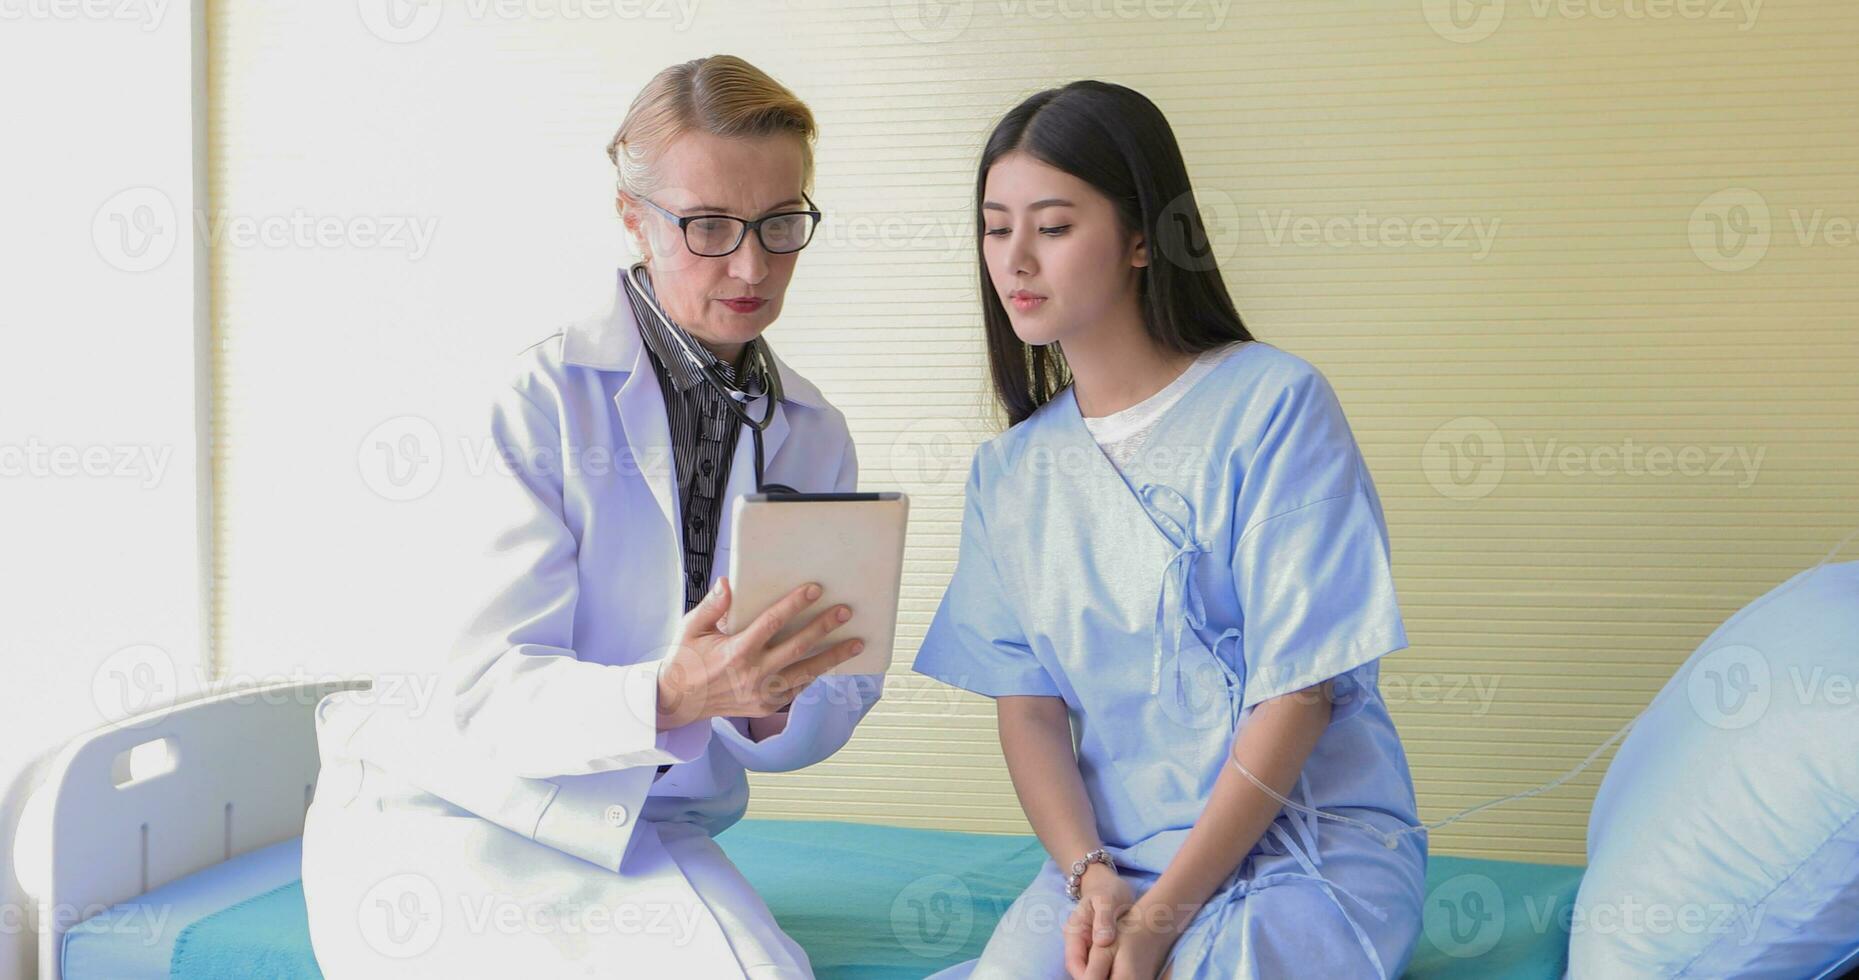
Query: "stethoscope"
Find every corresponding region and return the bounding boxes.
[626,262,798,495]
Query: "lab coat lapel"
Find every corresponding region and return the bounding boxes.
[614,334,680,540]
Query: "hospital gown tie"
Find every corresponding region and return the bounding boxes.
[1136,481,1243,725]
[1134,481,1396,980]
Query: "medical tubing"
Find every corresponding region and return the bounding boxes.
[627,259,794,494]
[1228,524,1859,851]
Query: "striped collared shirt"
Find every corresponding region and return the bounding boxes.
[621,265,771,614]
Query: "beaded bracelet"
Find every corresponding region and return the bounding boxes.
[1065,847,1116,900]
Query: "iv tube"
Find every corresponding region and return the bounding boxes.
[1230,526,1859,851]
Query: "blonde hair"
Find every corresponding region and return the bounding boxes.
[606,55,817,209]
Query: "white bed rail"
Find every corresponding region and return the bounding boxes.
[16,678,367,980]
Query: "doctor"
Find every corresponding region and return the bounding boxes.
[301,55,881,979]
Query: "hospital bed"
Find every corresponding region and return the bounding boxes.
[12,679,1589,979]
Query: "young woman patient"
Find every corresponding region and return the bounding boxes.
[912,80,1427,980]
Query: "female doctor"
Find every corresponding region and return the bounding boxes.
[301,55,880,979]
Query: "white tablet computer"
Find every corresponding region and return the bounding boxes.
[719,491,909,676]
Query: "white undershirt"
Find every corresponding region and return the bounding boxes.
[1081,344,1237,472]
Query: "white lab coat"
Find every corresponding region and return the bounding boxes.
[301,269,883,979]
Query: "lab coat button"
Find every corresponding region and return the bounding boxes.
[604,804,630,828]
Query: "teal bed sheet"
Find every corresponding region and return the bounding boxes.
[61,818,1583,979]
[714,820,1582,979]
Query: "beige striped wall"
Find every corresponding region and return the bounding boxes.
[209,0,1859,864]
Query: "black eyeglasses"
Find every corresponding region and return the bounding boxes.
[633,192,822,257]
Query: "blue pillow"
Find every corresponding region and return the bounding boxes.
[1571,559,1859,978]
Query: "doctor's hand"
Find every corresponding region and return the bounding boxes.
[654,577,863,729]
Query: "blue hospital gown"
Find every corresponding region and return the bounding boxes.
[912,342,1427,979]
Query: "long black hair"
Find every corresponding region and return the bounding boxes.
[975,80,1254,427]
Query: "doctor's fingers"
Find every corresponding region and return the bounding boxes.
[761,602,855,671]
[763,638,865,708]
[738,582,827,649]
[680,576,733,637]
